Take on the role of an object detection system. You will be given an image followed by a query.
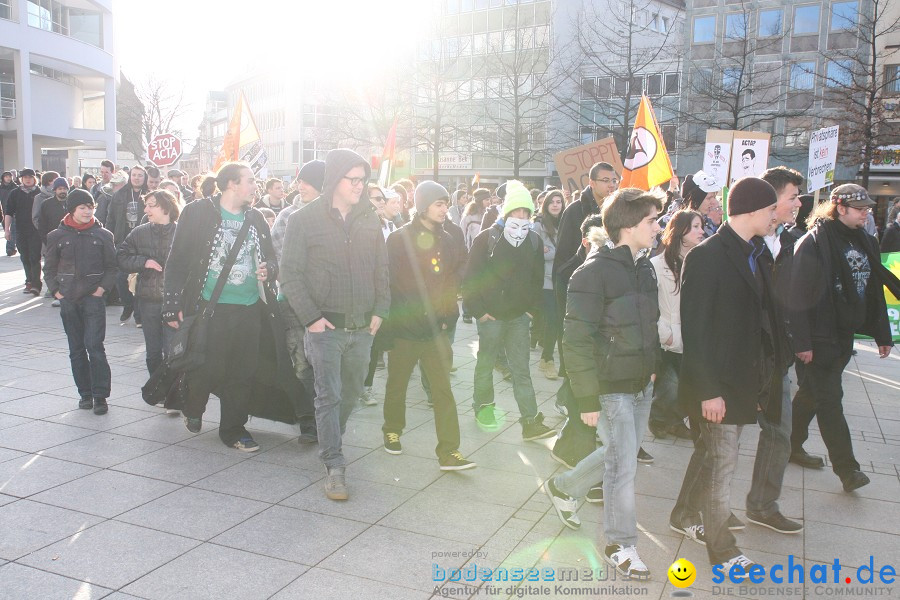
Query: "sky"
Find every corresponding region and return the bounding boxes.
[113,0,431,143]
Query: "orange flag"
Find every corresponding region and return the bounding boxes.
[213,93,242,171]
[620,95,674,191]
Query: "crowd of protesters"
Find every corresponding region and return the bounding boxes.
[1,152,897,582]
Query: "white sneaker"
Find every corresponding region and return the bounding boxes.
[359,386,377,406]
[603,544,651,580]
[545,478,580,530]
[720,555,756,581]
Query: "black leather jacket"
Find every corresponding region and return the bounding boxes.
[117,222,176,302]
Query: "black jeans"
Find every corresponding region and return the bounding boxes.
[791,339,859,477]
[59,294,111,399]
[551,378,597,464]
[383,334,461,458]
[184,303,261,446]
[17,231,42,289]
[540,289,560,362]
[649,350,684,428]
[138,299,174,374]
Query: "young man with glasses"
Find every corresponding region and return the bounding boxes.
[280,149,390,501]
[788,184,893,493]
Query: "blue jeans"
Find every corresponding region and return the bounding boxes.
[5,219,15,255]
[137,299,174,374]
[747,373,792,516]
[304,328,374,468]
[473,314,538,422]
[59,295,111,399]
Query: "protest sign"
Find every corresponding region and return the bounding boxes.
[807,126,839,193]
[554,137,623,195]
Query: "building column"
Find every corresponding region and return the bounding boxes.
[104,76,117,159]
[13,47,33,168]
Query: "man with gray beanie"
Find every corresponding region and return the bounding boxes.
[44,189,117,415]
[670,177,784,575]
[380,181,474,470]
[281,149,390,500]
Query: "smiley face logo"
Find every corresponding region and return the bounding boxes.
[668,558,696,588]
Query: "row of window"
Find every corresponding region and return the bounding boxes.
[29,62,82,88]
[580,124,678,151]
[301,140,333,164]
[417,73,549,103]
[580,72,680,100]
[444,0,547,15]
[436,124,547,152]
[692,59,858,94]
[692,2,856,44]
[257,110,286,132]
[420,26,550,60]
[26,0,103,48]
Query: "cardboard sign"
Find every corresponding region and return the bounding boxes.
[554,137,624,195]
[807,126,839,193]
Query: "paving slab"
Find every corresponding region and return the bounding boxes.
[0,563,113,600]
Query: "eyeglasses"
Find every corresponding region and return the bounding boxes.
[343,176,367,187]
[592,177,620,185]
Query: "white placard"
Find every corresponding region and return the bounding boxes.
[730,137,770,184]
[807,126,839,193]
[703,142,731,190]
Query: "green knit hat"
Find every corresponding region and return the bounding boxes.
[501,180,534,217]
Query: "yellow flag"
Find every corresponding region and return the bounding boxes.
[620,95,674,191]
[213,92,269,177]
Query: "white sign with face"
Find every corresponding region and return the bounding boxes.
[730,138,769,185]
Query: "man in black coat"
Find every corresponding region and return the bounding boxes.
[163,162,278,453]
[670,177,784,575]
[44,189,117,415]
[788,184,894,493]
[552,161,619,281]
[381,181,474,471]
[3,168,43,294]
[881,203,900,252]
[107,165,149,324]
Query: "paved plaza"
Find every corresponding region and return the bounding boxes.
[0,256,898,600]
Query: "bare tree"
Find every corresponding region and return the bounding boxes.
[818,0,900,186]
[472,4,554,178]
[552,0,683,158]
[676,2,816,159]
[116,71,145,161]
[120,73,191,160]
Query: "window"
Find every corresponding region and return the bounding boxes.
[886,65,900,95]
[302,141,316,163]
[759,9,783,36]
[534,25,549,47]
[581,77,595,99]
[597,77,611,98]
[725,13,747,39]
[790,62,816,89]
[446,0,458,14]
[462,0,474,10]
[826,59,853,87]
[1,0,11,20]
[27,0,69,35]
[661,16,670,33]
[661,124,677,150]
[630,75,643,95]
[665,72,680,95]
[580,126,595,145]
[68,9,101,47]
[830,1,857,31]
[647,73,662,96]
[694,68,714,93]
[503,29,516,51]
[693,15,716,43]
[489,31,502,52]
[475,0,488,8]
[473,33,487,54]
[614,77,628,96]
[722,67,742,93]
[487,77,501,98]
[793,5,820,35]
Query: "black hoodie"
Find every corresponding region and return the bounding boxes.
[280,149,390,329]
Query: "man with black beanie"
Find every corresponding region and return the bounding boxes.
[0,170,17,256]
[281,149,390,501]
[381,181,474,470]
[788,184,893,492]
[4,168,43,295]
[671,177,784,575]
[44,189,117,415]
[273,159,326,445]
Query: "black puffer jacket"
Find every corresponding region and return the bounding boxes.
[563,243,659,412]
[117,222,176,302]
[43,218,117,301]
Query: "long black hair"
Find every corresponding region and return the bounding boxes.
[536,189,564,242]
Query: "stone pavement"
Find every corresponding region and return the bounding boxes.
[0,255,897,600]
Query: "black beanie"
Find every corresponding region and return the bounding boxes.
[727,177,776,217]
[297,159,326,192]
[496,182,507,200]
[65,188,95,213]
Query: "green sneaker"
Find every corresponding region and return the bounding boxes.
[476,405,498,429]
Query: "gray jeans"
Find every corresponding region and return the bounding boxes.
[304,328,374,468]
[747,373,792,516]
[700,422,743,564]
